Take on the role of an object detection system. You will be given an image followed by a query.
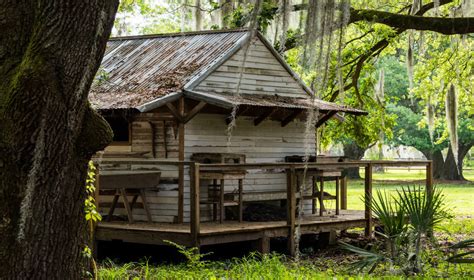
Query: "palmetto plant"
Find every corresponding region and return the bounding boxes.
[370,190,407,259]
[447,239,474,264]
[396,186,451,272]
[342,185,451,275]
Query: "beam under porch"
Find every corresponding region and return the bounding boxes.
[316,111,337,128]
[281,109,303,127]
[254,107,278,126]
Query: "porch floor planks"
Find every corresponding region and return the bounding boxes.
[96,210,366,247]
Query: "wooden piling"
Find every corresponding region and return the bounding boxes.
[190,162,200,248]
[364,163,373,238]
[286,167,296,256]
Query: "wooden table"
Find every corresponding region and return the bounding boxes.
[199,171,245,223]
[99,171,161,223]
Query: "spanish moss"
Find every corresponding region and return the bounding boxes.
[278,0,291,53]
[427,95,435,144]
[445,84,459,173]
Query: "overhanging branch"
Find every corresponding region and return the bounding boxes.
[349,9,474,35]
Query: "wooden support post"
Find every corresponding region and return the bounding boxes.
[219,179,225,223]
[319,177,324,216]
[281,109,303,127]
[238,179,243,223]
[315,111,337,128]
[140,189,153,223]
[254,108,277,126]
[190,162,200,249]
[178,97,185,223]
[256,236,270,254]
[120,188,134,223]
[340,176,347,210]
[286,167,297,257]
[184,101,206,123]
[335,177,340,215]
[426,161,433,197]
[364,163,373,238]
[426,160,434,237]
[311,176,316,214]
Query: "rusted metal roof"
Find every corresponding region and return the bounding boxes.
[89,29,366,116]
[184,90,367,115]
[90,29,248,109]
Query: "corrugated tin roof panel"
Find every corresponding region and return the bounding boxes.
[187,91,367,115]
[89,30,248,109]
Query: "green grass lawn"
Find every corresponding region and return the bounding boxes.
[354,166,474,181]
[317,167,474,216]
[322,180,474,216]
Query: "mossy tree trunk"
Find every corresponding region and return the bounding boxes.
[421,147,470,181]
[0,1,118,278]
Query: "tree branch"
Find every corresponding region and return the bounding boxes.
[349,9,474,35]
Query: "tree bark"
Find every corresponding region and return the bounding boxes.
[0,1,118,279]
[349,9,474,35]
[421,145,472,181]
[442,144,473,181]
[343,141,367,179]
[421,150,445,180]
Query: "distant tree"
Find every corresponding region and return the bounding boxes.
[388,105,473,180]
[0,1,118,278]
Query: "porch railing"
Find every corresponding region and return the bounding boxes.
[94,158,433,250]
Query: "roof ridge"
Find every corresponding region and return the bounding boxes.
[109,28,249,41]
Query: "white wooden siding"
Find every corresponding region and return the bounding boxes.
[184,113,315,221]
[98,112,316,223]
[194,38,309,97]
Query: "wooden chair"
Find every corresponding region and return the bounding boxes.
[191,153,246,223]
[199,171,245,223]
[296,170,342,216]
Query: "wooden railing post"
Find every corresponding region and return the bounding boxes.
[364,163,373,238]
[340,176,347,210]
[178,97,185,223]
[425,160,434,237]
[426,161,433,197]
[286,167,296,256]
[190,162,200,249]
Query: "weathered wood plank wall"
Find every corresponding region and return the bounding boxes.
[195,38,308,98]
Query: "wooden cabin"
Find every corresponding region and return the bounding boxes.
[88,29,435,254]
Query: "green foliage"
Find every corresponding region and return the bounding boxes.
[85,161,101,225]
[370,190,406,240]
[83,161,101,279]
[339,242,386,273]
[387,104,447,154]
[447,239,474,264]
[396,186,451,235]
[344,186,452,275]
[163,240,211,268]
[226,0,278,33]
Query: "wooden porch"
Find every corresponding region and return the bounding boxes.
[94,159,434,256]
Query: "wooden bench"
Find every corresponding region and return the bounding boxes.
[98,171,161,223]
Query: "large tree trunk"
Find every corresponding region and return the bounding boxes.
[0,1,118,279]
[342,141,368,179]
[442,144,473,181]
[421,150,445,180]
[421,145,472,181]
